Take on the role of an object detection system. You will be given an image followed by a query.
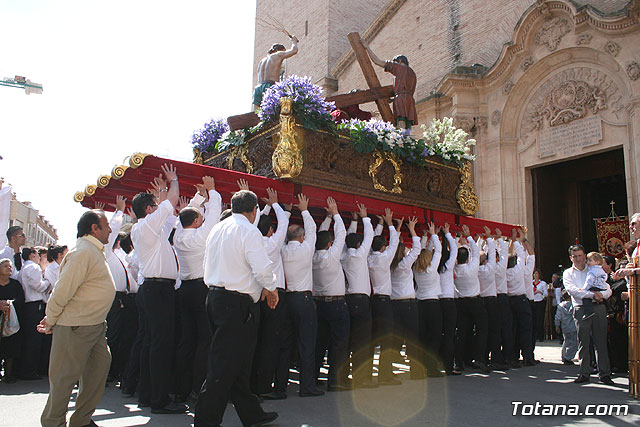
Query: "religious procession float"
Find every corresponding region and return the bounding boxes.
[74,32,515,236]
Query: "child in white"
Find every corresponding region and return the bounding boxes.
[581,252,608,320]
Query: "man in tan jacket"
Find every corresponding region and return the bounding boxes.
[39,209,116,427]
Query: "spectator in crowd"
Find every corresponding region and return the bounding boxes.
[0,258,25,383]
[554,290,577,365]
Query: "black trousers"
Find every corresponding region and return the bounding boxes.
[123,290,144,398]
[195,288,265,427]
[534,300,546,341]
[439,298,456,372]
[391,299,420,375]
[176,278,210,398]
[371,295,394,379]
[454,297,488,367]
[251,288,292,395]
[20,300,45,378]
[497,293,514,363]
[315,298,350,386]
[286,291,319,394]
[483,296,501,364]
[140,279,176,409]
[418,299,442,374]
[345,294,373,385]
[529,300,537,354]
[106,292,137,381]
[510,294,533,362]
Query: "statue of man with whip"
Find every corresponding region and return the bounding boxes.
[253,15,299,110]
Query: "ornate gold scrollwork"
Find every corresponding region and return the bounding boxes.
[73,192,85,203]
[97,175,111,188]
[456,162,479,215]
[129,152,149,168]
[272,97,304,178]
[85,184,97,197]
[226,144,254,174]
[368,151,403,194]
[193,148,204,165]
[111,165,128,179]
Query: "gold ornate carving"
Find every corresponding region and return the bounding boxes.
[97,175,111,188]
[85,184,97,197]
[226,144,254,174]
[129,152,149,169]
[534,16,571,51]
[272,97,303,178]
[73,192,85,203]
[111,165,128,179]
[193,148,203,165]
[456,162,479,215]
[368,151,403,194]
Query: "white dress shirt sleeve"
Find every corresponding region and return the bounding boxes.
[420,235,428,249]
[497,238,508,269]
[301,210,317,249]
[327,214,346,259]
[245,228,277,291]
[261,204,272,216]
[356,217,374,256]
[444,233,457,271]
[486,237,496,271]
[189,192,206,209]
[399,236,422,269]
[374,223,383,236]
[107,211,124,250]
[270,203,289,249]
[196,190,222,242]
[347,220,358,234]
[24,263,49,293]
[319,216,332,232]
[564,268,593,300]
[0,185,11,249]
[146,200,174,234]
[385,226,400,266]
[467,236,480,271]
[428,234,442,272]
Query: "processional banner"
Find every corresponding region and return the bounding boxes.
[594,215,629,258]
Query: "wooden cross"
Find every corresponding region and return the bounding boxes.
[609,200,616,218]
[347,32,395,123]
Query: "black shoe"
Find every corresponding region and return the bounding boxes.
[562,359,575,365]
[138,401,150,408]
[378,376,402,386]
[150,402,188,414]
[250,411,278,427]
[574,374,590,384]
[523,359,536,367]
[299,389,324,397]
[470,361,490,374]
[328,383,352,391]
[509,361,522,369]
[354,379,378,388]
[261,391,287,400]
[490,362,510,371]
[121,387,135,397]
[600,376,615,386]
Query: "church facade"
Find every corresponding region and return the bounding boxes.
[254,0,640,273]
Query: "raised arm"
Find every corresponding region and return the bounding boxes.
[428,233,442,272]
[327,198,346,257]
[319,215,332,232]
[297,194,316,248]
[196,178,222,241]
[444,224,457,270]
[363,40,386,68]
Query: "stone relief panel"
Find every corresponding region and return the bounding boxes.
[575,34,592,45]
[534,16,571,52]
[491,110,501,126]
[627,62,640,81]
[521,56,534,71]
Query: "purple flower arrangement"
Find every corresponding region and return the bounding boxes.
[258,75,335,131]
[191,118,229,154]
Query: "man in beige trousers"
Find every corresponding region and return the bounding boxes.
[38,209,116,427]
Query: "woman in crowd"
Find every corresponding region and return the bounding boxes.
[0,258,25,383]
[603,254,628,374]
[437,224,459,375]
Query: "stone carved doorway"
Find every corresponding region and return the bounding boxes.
[530,148,627,277]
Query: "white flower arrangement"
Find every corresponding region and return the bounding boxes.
[421,117,476,164]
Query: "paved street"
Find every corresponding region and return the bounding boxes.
[0,342,637,426]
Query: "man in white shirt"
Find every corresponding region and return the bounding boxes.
[173,176,220,403]
[281,194,324,397]
[453,224,489,373]
[367,208,400,385]
[563,244,614,385]
[0,181,26,281]
[312,197,349,391]
[614,212,640,278]
[130,163,185,414]
[341,203,376,388]
[506,234,536,366]
[19,246,51,380]
[250,188,292,400]
[195,189,279,427]
[494,229,516,368]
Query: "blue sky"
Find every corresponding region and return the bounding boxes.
[0,1,256,244]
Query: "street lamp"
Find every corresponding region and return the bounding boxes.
[0,75,43,95]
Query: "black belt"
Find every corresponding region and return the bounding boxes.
[483,296,497,299]
[346,293,370,298]
[315,296,344,302]
[392,298,415,303]
[372,295,390,300]
[440,298,454,302]
[458,295,480,299]
[509,294,526,299]
[145,278,175,285]
[181,277,204,283]
[286,290,312,295]
[210,286,253,300]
